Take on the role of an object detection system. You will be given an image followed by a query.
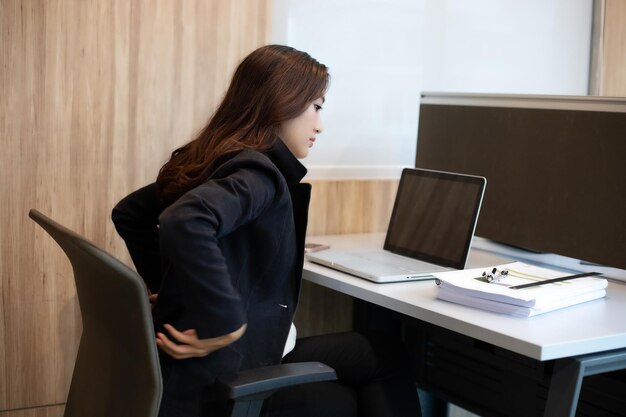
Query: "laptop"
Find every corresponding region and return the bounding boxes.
[305,168,486,283]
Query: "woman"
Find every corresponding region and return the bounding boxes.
[113,45,420,417]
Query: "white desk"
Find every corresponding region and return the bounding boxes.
[303,233,626,417]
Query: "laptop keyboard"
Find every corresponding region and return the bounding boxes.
[350,251,444,273]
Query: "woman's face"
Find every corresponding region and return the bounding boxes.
[278,97,325,159]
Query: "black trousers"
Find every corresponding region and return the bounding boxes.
[261,331,422,417]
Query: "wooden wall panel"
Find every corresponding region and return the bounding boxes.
[0,405,64,417]
[600,0,626,96]
[306,179,399,236]
[0,0,270,412]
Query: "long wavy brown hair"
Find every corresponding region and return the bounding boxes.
[156,45,329,205]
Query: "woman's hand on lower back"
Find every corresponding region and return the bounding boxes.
[156,323,247,359]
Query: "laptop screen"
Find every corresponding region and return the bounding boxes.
[384,168,486,269]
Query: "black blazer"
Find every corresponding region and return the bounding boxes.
[112,142,311,402]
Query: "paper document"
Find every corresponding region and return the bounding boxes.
[433,262,608,317]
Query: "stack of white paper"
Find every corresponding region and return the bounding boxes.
[433,262,608,317]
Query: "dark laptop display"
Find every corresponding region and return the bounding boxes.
[384,168,486,269]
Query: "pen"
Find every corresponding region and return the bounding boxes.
[509,271,602,290]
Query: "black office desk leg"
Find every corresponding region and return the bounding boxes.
[543,348,626,417]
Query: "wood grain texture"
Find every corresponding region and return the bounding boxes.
[306,179,399,236]
[0,405,64,417]
[0,0,270,410]
[600,0,626,96]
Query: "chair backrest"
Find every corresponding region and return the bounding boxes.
[29,209,162,417]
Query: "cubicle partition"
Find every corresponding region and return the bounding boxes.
[415,93,626,272]
[409,93,626,417]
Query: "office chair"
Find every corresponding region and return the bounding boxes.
[29,209,336,417]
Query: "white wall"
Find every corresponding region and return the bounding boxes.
[272,0,593,179]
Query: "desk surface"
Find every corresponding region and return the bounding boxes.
[303,233,626,361]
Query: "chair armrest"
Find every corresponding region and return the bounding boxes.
[217,361,337,401]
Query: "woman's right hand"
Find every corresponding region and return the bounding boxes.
[156,323,247,359]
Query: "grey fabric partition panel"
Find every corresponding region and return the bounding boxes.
[415,93,626,270]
